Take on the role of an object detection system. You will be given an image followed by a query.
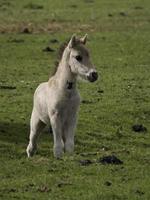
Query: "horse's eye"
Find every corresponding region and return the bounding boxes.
[75,55,82,62]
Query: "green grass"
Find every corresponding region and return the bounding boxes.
[0,0,150,199]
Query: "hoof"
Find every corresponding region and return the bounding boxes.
[26,144,36,157]
[65,142,74,154]
[53,146,64,159]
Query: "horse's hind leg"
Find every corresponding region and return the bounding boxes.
[26,111,46,157]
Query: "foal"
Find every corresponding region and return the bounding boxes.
[26,34,98,158]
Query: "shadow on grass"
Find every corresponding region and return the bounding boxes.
[0,121,52,144]
[0,121,29,144]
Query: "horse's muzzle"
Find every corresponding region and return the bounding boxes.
[87,71,98,82]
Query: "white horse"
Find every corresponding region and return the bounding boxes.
[26,34,98,158]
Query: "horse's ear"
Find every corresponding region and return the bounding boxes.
[68,34,76,48]
[80,34,88,44]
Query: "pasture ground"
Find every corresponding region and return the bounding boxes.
[0,0,150,199]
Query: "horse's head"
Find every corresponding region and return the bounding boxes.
[66,34,98,82]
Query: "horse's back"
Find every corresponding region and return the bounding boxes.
[34,81,48,94]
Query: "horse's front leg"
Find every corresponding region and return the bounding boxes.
[50,111,64,158]
[63,114,77,154]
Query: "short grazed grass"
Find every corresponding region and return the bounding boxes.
[0,0,150,199]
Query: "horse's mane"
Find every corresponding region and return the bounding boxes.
[51,39,70,76]
[51,37,82,76]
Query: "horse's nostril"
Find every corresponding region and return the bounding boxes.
[87,71,98,82]
[91,72,98,80]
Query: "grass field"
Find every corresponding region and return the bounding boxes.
[0,0,150,199]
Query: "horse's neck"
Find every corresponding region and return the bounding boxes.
[54,57,76,90]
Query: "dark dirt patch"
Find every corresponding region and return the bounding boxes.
[70,4,78,8]
[98,155,123,165]
[9,188,17,193]
[57,182,72,188]
[132,124,147,133]
[8,39,24,43]
[104,181,112,186]
[134,6,143,10]
[82,100,93,104]
[135,189,144,196]
[0,85,16,89]
[97,89,104,94]
[50,39,59,43]
[21,27,32,34]
[108,13,113,17]
[79,159,93,166]
[24,3,43,10]
[0,188,17,193]
[119,12,128,17]
[101,36,106,40]
[43,46,55,52]
[28,183,35,187]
